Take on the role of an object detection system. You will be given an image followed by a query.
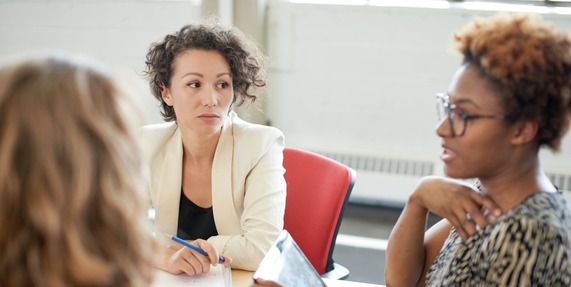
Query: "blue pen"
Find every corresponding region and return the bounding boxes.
[171,235,225,263]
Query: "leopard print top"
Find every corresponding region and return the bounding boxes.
[425,192,571,287]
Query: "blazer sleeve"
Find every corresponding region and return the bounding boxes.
[208,128,287,271]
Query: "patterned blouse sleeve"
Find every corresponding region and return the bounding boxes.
[485,216,571,286]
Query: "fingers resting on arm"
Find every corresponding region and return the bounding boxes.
[412,176,502,240]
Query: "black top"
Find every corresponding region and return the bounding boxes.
[177,191,218,240]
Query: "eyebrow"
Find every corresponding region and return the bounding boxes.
[180,72,232,79]
[448,94,481,109]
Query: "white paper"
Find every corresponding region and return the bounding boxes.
[151,264,231,287]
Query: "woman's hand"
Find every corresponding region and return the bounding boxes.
[161,239,232,276]
[410,176,502,240]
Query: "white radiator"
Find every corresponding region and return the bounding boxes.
[314,150,437,207]
[314,150,571,207]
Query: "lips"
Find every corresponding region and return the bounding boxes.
[197,114,220,122]
[440,145,457,163]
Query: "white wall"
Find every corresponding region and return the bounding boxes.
[265,2,571,203]
[2,1,571,203]
[0,0,202,125]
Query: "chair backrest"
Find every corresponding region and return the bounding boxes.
[282,147,356,275]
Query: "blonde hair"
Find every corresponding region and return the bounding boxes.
[0,55,155,287]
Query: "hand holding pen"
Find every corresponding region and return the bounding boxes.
[161,234,232,276]
[171,235,226,263]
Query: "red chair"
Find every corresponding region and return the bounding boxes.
[282,147,356,280]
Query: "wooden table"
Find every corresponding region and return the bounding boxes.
[231,269,254,287]
[232,269,385,287]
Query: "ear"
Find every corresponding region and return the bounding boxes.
[161,85,173,106]
[511,120,538,146]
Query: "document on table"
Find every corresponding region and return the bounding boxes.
[151,264,231,287]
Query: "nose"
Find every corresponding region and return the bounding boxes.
[201,86,218,107]
[436,117,453,138]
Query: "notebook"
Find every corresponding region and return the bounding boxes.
[253,230,327,287]
[151,264,231,287]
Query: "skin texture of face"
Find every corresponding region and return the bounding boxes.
[437,64,516,180]
[161,49,234,138]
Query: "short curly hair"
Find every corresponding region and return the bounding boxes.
[144,22,267,122]
[452,13,571,151]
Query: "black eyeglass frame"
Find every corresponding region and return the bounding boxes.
[435,92,509,137]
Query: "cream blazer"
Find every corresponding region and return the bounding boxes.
[140,111,286,271]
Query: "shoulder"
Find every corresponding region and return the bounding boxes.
[514,192,571,233]
[485,193,571,284]
[490,192,571,248]
[140,121,177,138]
[229,112,285,148]
[139,122,178,158]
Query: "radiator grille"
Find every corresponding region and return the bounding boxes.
[316,151,571,192]
[547,172,571,193]
[315,151,434,177]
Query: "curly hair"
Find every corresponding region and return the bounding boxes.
[452,13,571,151]
[0,55,156,287]
[144,21,267,122]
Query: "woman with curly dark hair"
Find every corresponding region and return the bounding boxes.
[386,13,571,286]
[141,21,286,275]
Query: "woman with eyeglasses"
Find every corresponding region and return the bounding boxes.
[386,13,571,286]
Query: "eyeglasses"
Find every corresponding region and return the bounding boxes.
[436,93,508,137]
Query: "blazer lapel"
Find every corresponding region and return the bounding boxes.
[212,112,241,234]
[155,126,183,245]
